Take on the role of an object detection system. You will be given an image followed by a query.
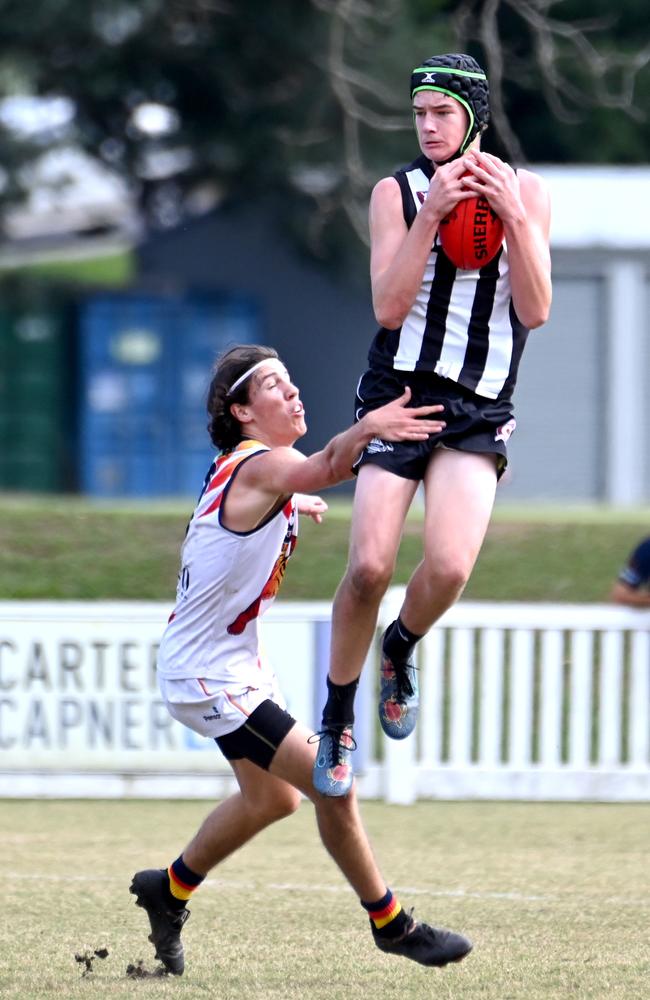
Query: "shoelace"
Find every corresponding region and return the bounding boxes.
[308,728,358,766]
[402,913,418,943]
[165,907,190,929]
[374,908,417,945]
[390,658,418,701]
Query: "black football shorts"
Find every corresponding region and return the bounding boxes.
[353,367,515,481]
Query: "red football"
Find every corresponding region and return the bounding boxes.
[438,194,504,270]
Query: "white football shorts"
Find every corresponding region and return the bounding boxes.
[159,674,287,740]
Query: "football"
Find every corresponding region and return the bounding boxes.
[438,193,504,270]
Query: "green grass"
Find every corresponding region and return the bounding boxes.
[1,798,648,998]
[2,250,135,286]
[1,494,649,602]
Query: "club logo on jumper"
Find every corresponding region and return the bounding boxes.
[366,437,394,455]
[202,706,222,722]
[495,418,516,443]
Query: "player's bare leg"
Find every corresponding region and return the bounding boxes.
[313,466,416,794]
[272,722,472,966]
[401,448,498,633]
[273,723,387,899]
[378,448,497,739]
[181,763,301,873]
[329,465,418,686]
[130,762,301,975]
[131,721,472,972]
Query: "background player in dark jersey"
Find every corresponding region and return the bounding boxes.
[610,536,650,608]
[129,344,472,976]
[313,53,552,796]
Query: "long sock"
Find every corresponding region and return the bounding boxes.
[361,888,410,939]
[382,616,423,663]
[321,675,359,729]
[166,855,205,909]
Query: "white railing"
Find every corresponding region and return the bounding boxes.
[0,595,648,802]
[371,592,650,803]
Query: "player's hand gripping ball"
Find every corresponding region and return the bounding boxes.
[438,190,504,270]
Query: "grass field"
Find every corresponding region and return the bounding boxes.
[3,499,650,998]
[1,494,649,602]
[2,798,649,999]
[3,250,135,287]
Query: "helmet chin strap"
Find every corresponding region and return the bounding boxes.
[434,134,479,166]
[434,145,464,166]
[410,59,490,164]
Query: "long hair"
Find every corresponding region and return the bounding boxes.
[206,344,280,452]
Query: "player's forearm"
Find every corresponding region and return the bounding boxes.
[275,424,373,495]
[610,581,650,608]
[318,421,377,485]
[373,212,440,329]
[505,218,552,329]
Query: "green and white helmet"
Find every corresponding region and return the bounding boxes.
[410,53,490,159]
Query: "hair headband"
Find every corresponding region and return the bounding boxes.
[226,359,272,397]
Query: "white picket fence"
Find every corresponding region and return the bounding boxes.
[0,595,649,802]
[367,592,650,803]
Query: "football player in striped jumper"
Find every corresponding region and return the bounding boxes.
[313,53,551,796]
[130,344,472,975]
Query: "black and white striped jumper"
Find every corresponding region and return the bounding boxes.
[367,154,529,403]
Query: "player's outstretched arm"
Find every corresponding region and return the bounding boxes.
[243,387,445,496]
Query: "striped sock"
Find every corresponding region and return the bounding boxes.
[167,855,204,908]
[361,888,410,939]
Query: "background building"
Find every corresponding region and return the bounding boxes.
[1,167,649,503]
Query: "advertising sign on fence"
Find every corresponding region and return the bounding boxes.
[0,601,325,782]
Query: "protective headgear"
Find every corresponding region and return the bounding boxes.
[410,53,490,157]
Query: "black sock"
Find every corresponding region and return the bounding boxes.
[321,675,359,729]
[382,617,423,663]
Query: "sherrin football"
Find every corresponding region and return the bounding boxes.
[438,193,504,271]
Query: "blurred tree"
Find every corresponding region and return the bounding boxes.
[0,0,647,271]
[447,0,650,163]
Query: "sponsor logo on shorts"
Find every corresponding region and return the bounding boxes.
[202,706,222,722]
[366,437,394,455]
[495,418,516,443]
